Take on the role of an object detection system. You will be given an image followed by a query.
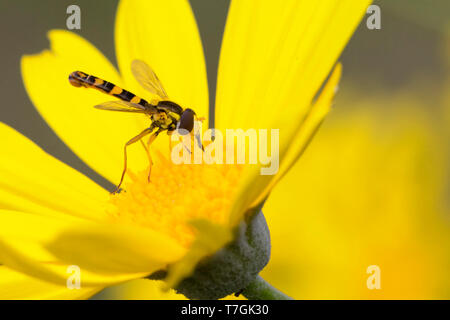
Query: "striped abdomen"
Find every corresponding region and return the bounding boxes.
[69,71,149,107]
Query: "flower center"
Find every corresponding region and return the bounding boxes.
[106,152,243,248]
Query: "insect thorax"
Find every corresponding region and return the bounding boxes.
[151,100,182,131]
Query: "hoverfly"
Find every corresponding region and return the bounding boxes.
[69,60,204,193]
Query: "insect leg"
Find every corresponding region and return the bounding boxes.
[144,130,162,182]
[140,124,157,161]
[112,127,153,194]
[194,115,205,152]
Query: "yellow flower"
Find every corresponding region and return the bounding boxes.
[0,0,370,299]
[262,91,450,299]
[104,80,450,300]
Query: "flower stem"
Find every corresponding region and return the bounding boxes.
[241,276,293,300]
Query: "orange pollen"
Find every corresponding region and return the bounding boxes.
[106,153,243,248]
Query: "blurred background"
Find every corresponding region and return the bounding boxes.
[0,0,449,299]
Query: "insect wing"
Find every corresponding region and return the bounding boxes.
[131,59,169,99]
[94,100,154,113]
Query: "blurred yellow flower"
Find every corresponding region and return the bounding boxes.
[262,89,450,299]
[0,0,370,299]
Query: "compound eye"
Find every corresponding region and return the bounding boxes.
[177,108,195,134]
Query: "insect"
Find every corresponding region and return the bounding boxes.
[69,59,204,193]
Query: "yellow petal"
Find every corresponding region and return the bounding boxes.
[45,221,187,275]
[216,1,369,130]
[0,209,134,286]
[0,266,102,300]
[228,64,341,225]
[0,122,108,221]
[215,1,369,224]
[246,63,342,210]
[165,219,233,288]
[115,0,209,133]
[274,64,342,182]
[21,30,149,184]
[0,209,185,286]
